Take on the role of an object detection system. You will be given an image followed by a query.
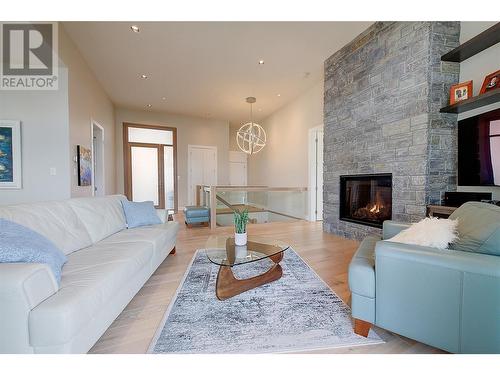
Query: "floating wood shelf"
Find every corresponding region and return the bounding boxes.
[440,88,500,114]
[441,23,500,62]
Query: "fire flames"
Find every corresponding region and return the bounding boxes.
[369,203,381,214]
[352,191,390,222]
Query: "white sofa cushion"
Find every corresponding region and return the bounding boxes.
[100,221,178,253]
[99,221,178,269]
[67,195,127,243]
[0,201,92,255]
[28,240,154,347]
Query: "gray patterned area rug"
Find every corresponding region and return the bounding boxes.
[149,248,383,354]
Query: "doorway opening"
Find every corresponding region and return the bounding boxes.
[123,123,178,211]
[91,121,105,197]
[308,126,324,221]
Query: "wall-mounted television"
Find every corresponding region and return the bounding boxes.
[458,109,500,186]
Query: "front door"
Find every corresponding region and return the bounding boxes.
[123,123,177,210]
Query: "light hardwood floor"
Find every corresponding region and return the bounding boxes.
[90,216,444,354]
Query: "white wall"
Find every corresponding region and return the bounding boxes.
[229,123,241,152]
[0,23,116,205]
[115,108,230,209]
[457,21,500,199]
[59,25,116,197]
[0,69,71,205]
[247,80,323,188]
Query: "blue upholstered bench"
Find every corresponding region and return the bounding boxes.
[184,206,210,227]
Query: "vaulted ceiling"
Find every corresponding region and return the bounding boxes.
[63,22,372,123]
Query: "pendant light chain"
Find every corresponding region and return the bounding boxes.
[250,102,253,125]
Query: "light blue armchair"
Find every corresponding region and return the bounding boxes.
[348,202,500,353]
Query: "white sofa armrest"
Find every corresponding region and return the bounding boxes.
[156,209,168,223]
[0,263,58,353]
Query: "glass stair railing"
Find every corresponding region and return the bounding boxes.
[195,185,308,229]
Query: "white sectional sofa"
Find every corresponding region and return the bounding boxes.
[0,195,178,353]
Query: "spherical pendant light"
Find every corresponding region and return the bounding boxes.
[236,97,267,155]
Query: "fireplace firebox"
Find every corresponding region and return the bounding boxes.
[339,174,392,228]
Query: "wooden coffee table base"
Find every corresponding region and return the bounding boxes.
[215,252,284,300]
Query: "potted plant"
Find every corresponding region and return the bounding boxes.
[234,208,249,246]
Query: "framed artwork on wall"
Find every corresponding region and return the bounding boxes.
[0,120,22,189]
[77,145,92,186]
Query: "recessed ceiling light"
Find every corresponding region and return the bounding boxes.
[258,60,264,65]
[277,94,281,97]
[140,74,148,79]
[131,25,140,33]
[161,97,167,100]
[147,104,152,108]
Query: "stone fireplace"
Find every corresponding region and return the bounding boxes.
[340,174,392,228]
[323,22,460,239]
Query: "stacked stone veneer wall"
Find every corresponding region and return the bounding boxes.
[323,22,460,240]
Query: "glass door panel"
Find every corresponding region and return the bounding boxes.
[131,146,159,205]
[164,146,175,210]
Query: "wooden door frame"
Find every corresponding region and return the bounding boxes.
[123,122,178,211]
[187,145,218,206]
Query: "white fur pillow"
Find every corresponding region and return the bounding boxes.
[386,217,459,250]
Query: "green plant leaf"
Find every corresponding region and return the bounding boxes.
[234,207,249,234]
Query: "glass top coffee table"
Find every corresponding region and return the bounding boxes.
[205,235,290,300]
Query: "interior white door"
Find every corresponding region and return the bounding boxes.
[229,150,247,186]
[229,162,247,186]
[91,123,105,196]
[203,148,217,186]
[92,133,99,195]
[189,148,204,206]
[188,146,217,205]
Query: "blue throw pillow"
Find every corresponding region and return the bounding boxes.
[0,219,67,285]
[121,200,162,229]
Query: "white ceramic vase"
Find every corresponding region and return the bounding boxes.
[235,244,248,258]
[234,232,247,246]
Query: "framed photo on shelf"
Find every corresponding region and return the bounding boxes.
[0,120,22,189]
[449,80,473,105]
[479,69,500,94]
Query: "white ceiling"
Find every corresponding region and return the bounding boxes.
[63,22,372,124]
